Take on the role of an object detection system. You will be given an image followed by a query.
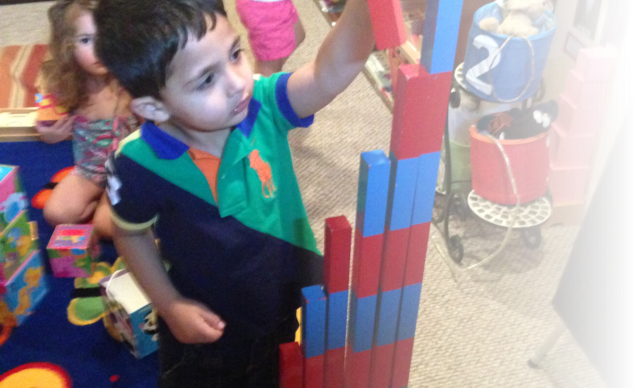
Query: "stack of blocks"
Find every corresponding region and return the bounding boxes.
[280,1,464,387]
[0,165,48,327]
[548,47,617,220]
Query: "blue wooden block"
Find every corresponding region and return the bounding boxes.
[327,289,348,351]
[397,283,422,341]
[348,291,378,353]
[302,285,327,358]
[356,150,391,237]
[411,152,441,225]
[386,152,419,232]
[420,0,465,74]
[374,288,402,347]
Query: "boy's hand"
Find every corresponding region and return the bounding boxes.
[161,297,226,344]
[36,115,75,144]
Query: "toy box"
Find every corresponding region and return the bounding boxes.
[99,270,158,359]
[0,210,37,282]
[47,224,100,278]
[0,250,48,327]
[0,165,29,231]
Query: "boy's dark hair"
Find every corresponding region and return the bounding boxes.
[94,0,226,99]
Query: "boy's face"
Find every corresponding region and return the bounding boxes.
[74,10,108,76]
[159,15,254,133]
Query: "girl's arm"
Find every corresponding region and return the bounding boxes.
[35,115,75,144]
[287,0,375,119]
[113,225,226,343]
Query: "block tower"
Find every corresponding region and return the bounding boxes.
[548,47,617,225]
[0,165,48,329]
[280,1,464,387]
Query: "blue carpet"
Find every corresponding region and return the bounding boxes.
[0,140,159,387]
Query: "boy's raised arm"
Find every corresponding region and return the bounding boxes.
[287,0,375,119]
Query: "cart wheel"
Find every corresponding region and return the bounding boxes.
[449,235,464,263]
[452,193,469,222]
[521,227,542,249]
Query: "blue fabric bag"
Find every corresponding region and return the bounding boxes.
[463,1,556,102]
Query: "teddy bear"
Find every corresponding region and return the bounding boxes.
[479,0,548,37]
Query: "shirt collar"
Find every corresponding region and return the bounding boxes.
[141,99,261,160]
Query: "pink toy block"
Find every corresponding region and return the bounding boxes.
[324,347,345,388]
[563,70,611,108]
[367,0,407,50]
[391,64,452,160]
[324,216,352,294]
[304,353,324,388]
[0,210,37,282]
[554,94,605,137]
[344,345,372,388]
[0,165,28,231]
[280,342,304,388]
[548,163,591,203]
[47,224,100,278]
[351,230,383,298]
[391,337,415,388]
[403,222,431,287]
[369,342,395,388]
[549,123,597,168]
[379,227,410,292]
[575,47,618,82]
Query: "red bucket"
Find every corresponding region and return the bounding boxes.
[470,125,549,205]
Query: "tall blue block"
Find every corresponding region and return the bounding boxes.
[356,150,391,237]
[386,152,419,232]
[411,152,441,225]
[420,0,465,74]
[302,285,327,358]
[327,289,348,351]
[349,291,378,353]
[374,288,402,347]
[397,283,422,341]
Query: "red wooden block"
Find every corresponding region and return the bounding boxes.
[369,342,395,388]
[367,0,407,50]
[391,64,452,160]
[304,354,325,388]
[379,227,411,292]
[403,222,431,287]
[351,229,383,298]
[324,216,353,294]
[345,344,372,388]
[563,70,610,109]
[549,123,596,168]
[391,337,415,388]
[324,347,345,388]
[575,46,618,82]
[280,342,304,388]
[548,163,590,203]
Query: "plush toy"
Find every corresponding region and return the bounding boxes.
[479,0,548,37]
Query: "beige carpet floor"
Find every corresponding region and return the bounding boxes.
[0,1,606,387]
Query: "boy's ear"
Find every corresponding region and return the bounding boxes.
[130,97,171,122]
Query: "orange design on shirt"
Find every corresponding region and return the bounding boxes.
[188,148,221,203]
[248,149,276,198]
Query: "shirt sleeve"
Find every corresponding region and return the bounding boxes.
[255,72,314,133]
[105,153,159,231]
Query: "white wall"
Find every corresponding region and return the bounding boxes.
[584,9,635,203]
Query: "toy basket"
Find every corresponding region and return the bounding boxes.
[463,1,556,103]
[470,125,549,205]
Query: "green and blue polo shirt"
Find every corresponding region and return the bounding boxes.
[106,73,323,341]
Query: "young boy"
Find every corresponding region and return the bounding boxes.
[94,0,374,386]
